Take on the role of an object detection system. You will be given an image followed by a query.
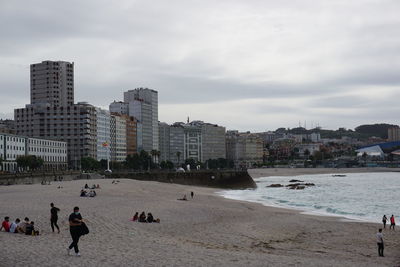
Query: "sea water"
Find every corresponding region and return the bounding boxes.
[218,172,400,223]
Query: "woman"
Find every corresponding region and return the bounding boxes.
[382,215,387,229]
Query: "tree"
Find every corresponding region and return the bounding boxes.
[16,156,30,171]
[160,160,174,170]
[81,157,100,171]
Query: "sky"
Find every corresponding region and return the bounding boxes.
[1,0,400,132]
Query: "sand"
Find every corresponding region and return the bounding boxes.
[0,175,399,266]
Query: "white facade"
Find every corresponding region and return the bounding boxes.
[95,108,111,161]
[0,133,67,172]
[110,114,127,162]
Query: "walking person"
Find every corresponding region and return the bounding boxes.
[68,207,83,256]
[191,191,194,199]
[382,215,387,229]
[376,228,384,257]
[50,203,60,233]
[390,215,395,230]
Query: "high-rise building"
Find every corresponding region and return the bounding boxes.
[30,60,74,106]
[124,88,158,153]
[15,61,98,169]
[110,113,127,162]
[95,107,111,161]
[109,101,128,115]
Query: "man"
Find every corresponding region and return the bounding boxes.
[0,216,10,232]
[50,203,60,233]
[376,228,384,257]
[17,217,30,233]
[390,215,396,230]
[68,206,83,256]
[9,218,20,233]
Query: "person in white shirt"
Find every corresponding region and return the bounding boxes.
[376,228,384,257]
[9,218,20,233]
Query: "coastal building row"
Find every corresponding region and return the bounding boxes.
[0,133,67,172]
[226,131,264,168]
[158,121,226,165]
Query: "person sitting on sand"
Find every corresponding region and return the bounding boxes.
[17,217,30,234]
[0,216,10,232]
[9,218,20,233]
[96,184,100,189]
[25,221,39,236]
[147,213,154,223]
[80,190,87,197]
[139,212,147,222]
[178,194,187,201]
[132,212,139,222]
[84,183,89,189]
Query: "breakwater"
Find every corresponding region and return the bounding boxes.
[0,171,80,185]
[106,170,257,189]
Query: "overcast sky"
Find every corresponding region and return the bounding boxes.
[1,0,399,131]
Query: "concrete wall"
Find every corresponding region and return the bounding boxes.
[0,171,80,185]
[106,170,256,189]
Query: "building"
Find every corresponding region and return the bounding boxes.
[124,88,158,153]
[0,119,15,134]
[388,127,400,141]
[183,123,202,163]
[158,122,170,163]
[110,113,127,162]
[14,61,98,169]
[95,107,111,161]
[109,101,128,115]
[30,60,74,107]
[200,122,226,161]
[226,131,263,168]
[0,133,67,172]
[122,114,137,156]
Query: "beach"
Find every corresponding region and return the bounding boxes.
[1,176,399,266]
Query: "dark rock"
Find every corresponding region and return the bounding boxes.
[267,184,284,188]
[289,179,304,183]
[305,183,315,186]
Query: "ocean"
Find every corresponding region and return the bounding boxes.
[218,172,400,223]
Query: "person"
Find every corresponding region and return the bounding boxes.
[96,184,100,189]
[84,184,89,189]
[132,212,139,222]
[80,190,87,197]
[139,212,146,222]
[382,215,387,229]
[390,215,395,230]
[68,207,83,256]
[377,228,384,257]
[26,221,39,236]
[0,217,10,232]
[17,217,30,233]
[50,203,60,233]
[191,191,194,199]
[178,194,187,201]
[9,218,20,233]
[147,213,154,223]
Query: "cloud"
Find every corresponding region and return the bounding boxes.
[1,0,400,131]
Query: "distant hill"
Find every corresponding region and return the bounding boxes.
[355,124,398,139]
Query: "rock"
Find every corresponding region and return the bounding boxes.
[305,183,315,186]
[267,184,284,188]
[289,179,304,183]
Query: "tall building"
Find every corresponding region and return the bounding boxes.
[15,61,98,169]
[30,61,74,106]
[95,107,111,161]
[199,122,226,161]
[110,113,127,162]
[124,88,158,153]
[158,122,170,163]
[122,114,137,156]
[109,101,128,115]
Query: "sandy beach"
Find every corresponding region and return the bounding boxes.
[1,176,399,266]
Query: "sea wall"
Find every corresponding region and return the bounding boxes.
[106,170,257,189]
[0,171,80,185]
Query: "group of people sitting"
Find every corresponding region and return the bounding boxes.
[84,183,100,189]
[1,216,39,235]
[80,189,97,197]
[132,212,160,223]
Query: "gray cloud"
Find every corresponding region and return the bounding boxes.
[1,0,400,131]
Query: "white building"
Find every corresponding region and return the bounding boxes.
[110,114,127,162]
[0,133,67,172]
[95,107,111,161]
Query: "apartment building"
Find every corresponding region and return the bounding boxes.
[226,131,263,168]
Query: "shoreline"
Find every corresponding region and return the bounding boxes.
[1,178,399,266]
